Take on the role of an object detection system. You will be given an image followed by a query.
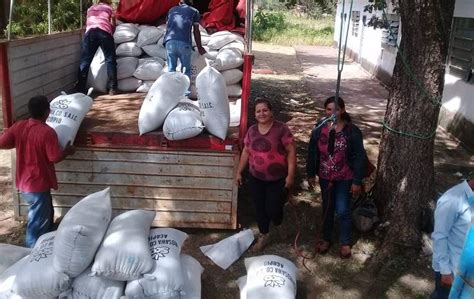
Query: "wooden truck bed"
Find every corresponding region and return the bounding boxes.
[14,93,241,229]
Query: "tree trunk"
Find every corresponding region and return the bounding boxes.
[373,0,455,257]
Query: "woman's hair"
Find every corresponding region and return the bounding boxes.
[254,98,272,111]
[324,96,351,123]
[324,96,352,156]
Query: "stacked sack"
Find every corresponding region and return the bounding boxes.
[0,188,204,299]
[88,23,167,93]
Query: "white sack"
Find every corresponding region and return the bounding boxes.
[220,41,245,54]
[196,66,230,140]
[47,92,93,150]
[138,72,190,135]
[200,229,254,270]
[237,275,247,299]
[142,45,167,60]
[87,48,108,93]
[180,255,204,299]
[207,31,244,50]
[221,69,243,85]
[117,56,139,80]
[116,42,143,57]
[134,60,164,80]
[0,244,31,275]
[136,80,155,93]
[204,50,219,60]
[136,26,163,47]
[91,210,156,281]
[193,35,210,47]
[114,23,139,44]
[0,255,28,298]
[163,102,204,141]
[71,267,125,299]
[53,188,112,277]
[212,48,244,71]
[125,228,188,298]
[229,99,242,127]
[13,232,71,298]
[188,51,207,85]
[118,77,142,92]
[244,255,298,299]
[226,84,242,97]
[139,57,165,66]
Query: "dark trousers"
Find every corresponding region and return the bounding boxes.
[77,28,117,93]
[319,179,352,245]
[429,272,451,299]
[249,175,287,234]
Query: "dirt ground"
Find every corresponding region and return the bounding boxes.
[1,43,474,298]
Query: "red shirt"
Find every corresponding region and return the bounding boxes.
[0,119,63,192]
[244,121,294,182]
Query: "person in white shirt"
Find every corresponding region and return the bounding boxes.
[430,173,474,299]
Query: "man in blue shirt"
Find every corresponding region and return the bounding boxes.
[163,0,206,95]
[430,174,474,299]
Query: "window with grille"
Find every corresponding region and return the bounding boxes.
[352,11,360,37]
[448,17,474,82]
[381,14,399,47]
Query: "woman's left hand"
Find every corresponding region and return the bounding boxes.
[285,175,294,189]
[351,184,362,197]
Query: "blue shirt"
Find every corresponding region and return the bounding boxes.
[432,180,474,275]
[163,4,200,46]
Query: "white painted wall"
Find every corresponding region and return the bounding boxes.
[334,0,400,78]
[335,0,474,135]
[454,0,474,19]
[440,0,474,123]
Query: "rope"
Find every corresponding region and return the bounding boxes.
[382,121,437,140]
[291,182,334,272]
[332,0,354,120]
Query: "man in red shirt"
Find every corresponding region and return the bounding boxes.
[0,96,75,247]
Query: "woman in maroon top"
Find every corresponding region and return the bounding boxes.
[236,98,296,252]
[306,96,367,259]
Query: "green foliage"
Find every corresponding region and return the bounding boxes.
[364,0,398,29]
[4,0,92,38]
[253,10,334,46]
[254,10,286,33]
[284,0,337,16]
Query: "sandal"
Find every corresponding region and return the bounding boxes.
[340,245,352,259]
[316,240,331,254]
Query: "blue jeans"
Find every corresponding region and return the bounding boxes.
[21,191,54,248]
[77,28,117,93]
[165,40,192,81]
[429,272,451,299]
[319,179,352,245]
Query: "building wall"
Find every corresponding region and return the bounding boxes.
[334,0,399,85]
[335,0,474,151]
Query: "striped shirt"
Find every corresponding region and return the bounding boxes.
[86,3,114,35]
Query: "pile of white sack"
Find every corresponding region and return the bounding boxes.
[88,23,246,96]
[86,23,244,139]
[0,187,203,299]
[138,66,238,140]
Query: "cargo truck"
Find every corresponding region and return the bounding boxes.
[0,0,254,229]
